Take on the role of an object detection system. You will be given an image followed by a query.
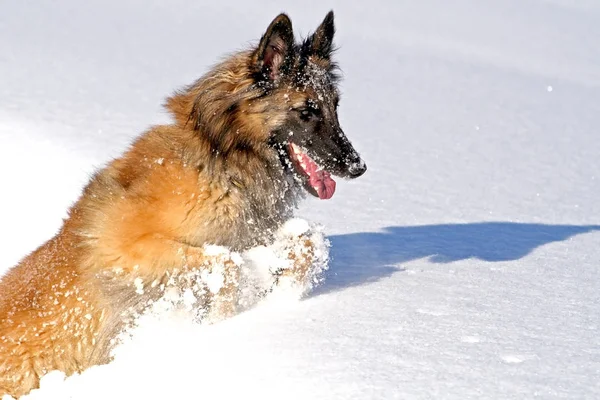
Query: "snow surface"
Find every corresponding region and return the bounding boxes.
[1,0,600,398]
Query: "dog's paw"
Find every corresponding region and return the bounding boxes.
[268,219,330,295]
[233,219,330,309]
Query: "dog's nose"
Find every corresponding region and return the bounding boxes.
[347,158,367,178]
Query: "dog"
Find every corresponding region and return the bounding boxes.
[0,11,366,398]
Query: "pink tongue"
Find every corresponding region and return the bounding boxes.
[310,170,336,200]
[300,154,336,200]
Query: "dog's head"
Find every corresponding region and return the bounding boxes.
[166,11,366,200]
[252,12,366,199]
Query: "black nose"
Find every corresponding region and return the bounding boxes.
[347,158,367,178]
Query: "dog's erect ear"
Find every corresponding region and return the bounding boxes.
[310,11,335,58]
[253,13,294,81]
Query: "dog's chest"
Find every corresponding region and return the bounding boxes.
[202,167,300,250]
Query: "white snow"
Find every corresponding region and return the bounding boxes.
[2,0,600,399]
[281,218,311,236]
[133,277,144,295]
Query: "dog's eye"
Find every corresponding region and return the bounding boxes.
[298,108,314,122]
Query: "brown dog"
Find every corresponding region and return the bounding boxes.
[0,11,365,398]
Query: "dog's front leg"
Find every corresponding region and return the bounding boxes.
[93,235,241,323]
[163,243,242,323]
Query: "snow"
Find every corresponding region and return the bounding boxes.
[133,277,144,295]
[1,0,600,398]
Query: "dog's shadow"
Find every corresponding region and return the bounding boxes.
[314,222,600,296]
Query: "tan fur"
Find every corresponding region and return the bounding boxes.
[0,11,360,397]
[0,48,317,400]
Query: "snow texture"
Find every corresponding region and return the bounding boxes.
[1,0,600,399]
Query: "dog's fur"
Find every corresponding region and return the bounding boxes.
[0,11,365,398]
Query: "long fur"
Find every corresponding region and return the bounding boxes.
[0,11,365,398]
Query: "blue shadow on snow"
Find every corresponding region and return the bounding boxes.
[316,222,600,295]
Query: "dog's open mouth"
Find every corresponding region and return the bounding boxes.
[288,143,336,200]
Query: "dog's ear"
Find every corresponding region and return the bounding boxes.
[253,13,294,81]
[310,11,335,59]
